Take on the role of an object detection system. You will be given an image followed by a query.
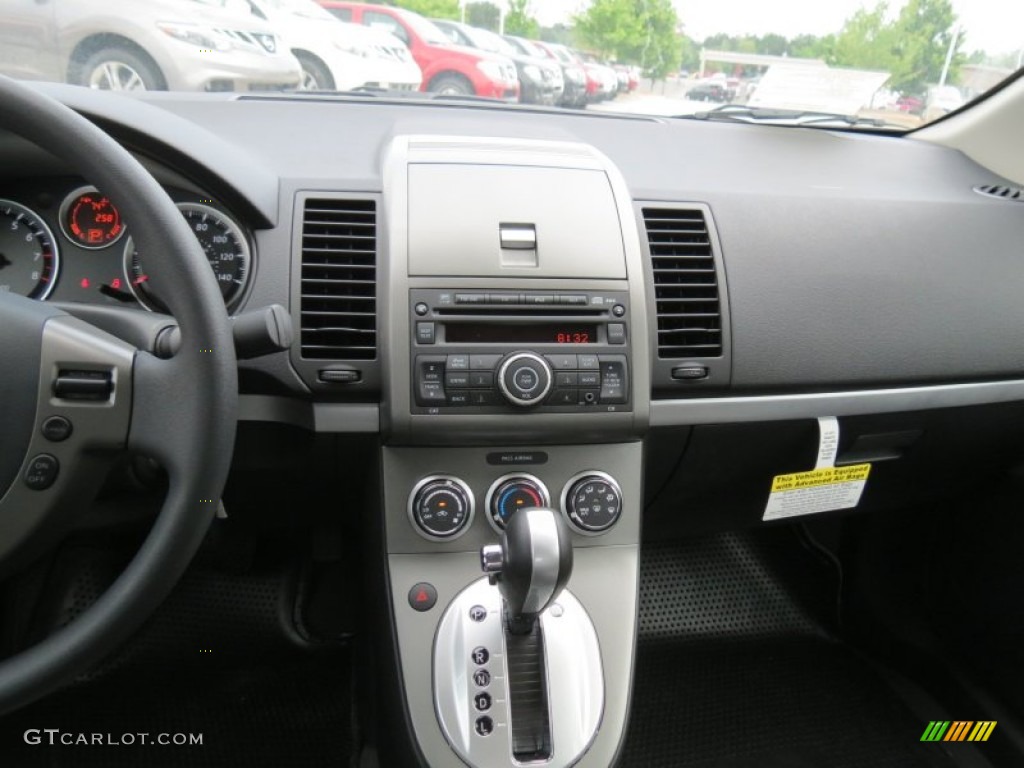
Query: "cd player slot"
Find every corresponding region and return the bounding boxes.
[435,308,607,318]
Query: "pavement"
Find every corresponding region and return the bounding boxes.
[587,92,708,117]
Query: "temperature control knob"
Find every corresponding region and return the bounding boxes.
[497,352,552,407]
[562,471,623,534]
[485,474,550,532]
[409,476,475,541]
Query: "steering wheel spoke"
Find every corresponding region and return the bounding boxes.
[0,310,135,568]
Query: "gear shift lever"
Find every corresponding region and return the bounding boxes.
[481,507,573,634]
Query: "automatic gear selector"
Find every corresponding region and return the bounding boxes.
[433,506,603,768]
[480,506,573,634]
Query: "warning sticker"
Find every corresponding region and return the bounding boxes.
[763,464,871,521]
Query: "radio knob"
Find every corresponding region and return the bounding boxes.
[497,352,553,407]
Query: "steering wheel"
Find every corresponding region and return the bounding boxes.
[0,77,237,713]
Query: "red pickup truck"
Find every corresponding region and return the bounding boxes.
[319,2,519,101]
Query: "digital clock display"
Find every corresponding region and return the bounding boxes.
[446,323,599,344]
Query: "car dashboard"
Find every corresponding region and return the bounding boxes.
[4,83,1024,768]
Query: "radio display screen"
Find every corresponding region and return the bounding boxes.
[446,323,599,345]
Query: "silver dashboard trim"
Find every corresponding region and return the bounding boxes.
[243,378,1024,434]
[650,378,1024,426]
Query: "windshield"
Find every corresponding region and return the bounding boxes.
[506,36,540,58]
[1,0,1020,127]
[397,9,452,46]
[460,25,518,57]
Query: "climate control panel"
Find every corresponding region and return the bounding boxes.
[407,470,623,541]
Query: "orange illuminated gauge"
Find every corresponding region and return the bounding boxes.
[59,186,124,249]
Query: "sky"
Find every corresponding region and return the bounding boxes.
[531,0,1024,56]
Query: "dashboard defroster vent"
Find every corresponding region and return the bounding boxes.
[975,184,1024,202]
[300,198,377,360]
[642,207,723,358]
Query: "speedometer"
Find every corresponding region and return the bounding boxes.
[124,202,251,313]
[0,199,60,299]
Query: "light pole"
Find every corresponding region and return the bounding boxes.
[938,22,961,87]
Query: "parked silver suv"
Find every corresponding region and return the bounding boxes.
[0,0,302,91]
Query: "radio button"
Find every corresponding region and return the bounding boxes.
[545,354,577,370]
[421,361,445,383]
[469,371,495,388]
[607,323,627,345]
[578,371,600,388]
[471,391,500,406]
[417,381,446,404]
[599,356,628,404]
[577,354,599,370]
[514,368,540,393]
[470,354,501,370]
[447,355,470,370]
[554,371,578,388]
[447,391,471,406]
[416,322,436,345]
[455,293,488,304]
[489,293,521,305]
[548,389,577,406]
[523,294,555,305]
[445,372,470,388]
[560,294,588,305]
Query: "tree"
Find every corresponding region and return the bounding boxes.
[539,24,573,45]
[678,34,700,73]
[891,0,963,92]
[505,0,539,39]
[393,0,460,20]
[465,1,500,32]
[574,0,681,77]
[829,0,963,94]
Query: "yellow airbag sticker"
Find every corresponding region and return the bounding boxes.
[763,464,871,520]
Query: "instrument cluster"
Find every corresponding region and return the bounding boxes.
[0,178,253,313]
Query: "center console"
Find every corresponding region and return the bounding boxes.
[378,135,649,767]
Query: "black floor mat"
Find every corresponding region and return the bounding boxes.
[0,653,352,768]
[0,535,356,767]
[619,529,993,768]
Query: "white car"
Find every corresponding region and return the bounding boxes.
[0,0,302,91]
[246,0,421,91]
[924,84,965,121]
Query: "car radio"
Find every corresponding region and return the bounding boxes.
[410,288,631,414]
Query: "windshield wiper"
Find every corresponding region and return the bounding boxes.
[676,105,901,129]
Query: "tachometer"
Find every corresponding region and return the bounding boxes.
[0,199,60,299]
[124,202,251,313]
[59,186,125,249]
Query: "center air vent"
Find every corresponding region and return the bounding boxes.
[300,198,376,360]
[975,184,1024,202]
[642,207,723,358]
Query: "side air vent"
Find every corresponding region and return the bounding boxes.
[975,184,1024,202]
[642,207,723,358]
[300,198,377,360]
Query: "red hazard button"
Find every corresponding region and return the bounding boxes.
[408,582,438,612]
